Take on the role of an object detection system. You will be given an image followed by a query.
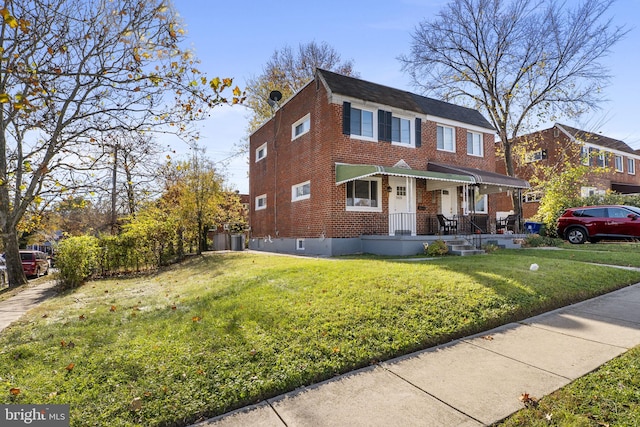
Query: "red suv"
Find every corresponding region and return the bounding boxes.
[556,205,640,244]
[20,250,50,278]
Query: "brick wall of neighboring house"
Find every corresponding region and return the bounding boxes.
[250,76,502,240]
[496,125,640,219]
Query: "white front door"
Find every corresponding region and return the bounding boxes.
[440,188,458,217]
[388,176,416,236]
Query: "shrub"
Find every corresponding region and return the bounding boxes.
[482,243,500,253]
[427,239,449,256]
[522,234,563,248]
[56,235,100,289]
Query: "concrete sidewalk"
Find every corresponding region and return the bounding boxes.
[0,280,58,332]
[195,283,640,427]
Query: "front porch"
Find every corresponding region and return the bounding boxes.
[368,212,523,236]
[360,212,526,256]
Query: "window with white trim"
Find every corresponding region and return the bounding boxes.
[255,142,267,162]
[615,155,624,172]
[292,181,311,202]
[628,158,636,175]
[522,191,543,203]
[436,125,455,152]
[594,150,606,167]
[466,189,487,214]
[581,146,589,165]
[525,149,547,163]
[292,114,310,140]
[346,178,381,212]
[350,107,374,138]
[467,132,483,156]
[581,186,605,197]
[391,116,411,145]
[296,239,305,251]
[255,194,267,211]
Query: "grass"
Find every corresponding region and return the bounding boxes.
[497,346,640,426]
[1,248,640,426]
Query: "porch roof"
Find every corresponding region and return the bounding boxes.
[335,162,530,194]
[426,162,530,194]
[335,163,474,186]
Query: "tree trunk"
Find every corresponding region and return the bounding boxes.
[3,226,27,287]
[111,145,118,234]
[501,137,523,220]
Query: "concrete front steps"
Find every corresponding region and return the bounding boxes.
[446,239,485,256]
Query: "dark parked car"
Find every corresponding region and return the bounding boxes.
[557,205,640,244]
[20,250,50,278]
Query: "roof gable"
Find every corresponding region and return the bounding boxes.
[557,123,635,155]
[317,69,494,131]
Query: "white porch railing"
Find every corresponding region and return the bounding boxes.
[389,213,417,236]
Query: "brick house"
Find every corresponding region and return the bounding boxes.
[249,69,529,256]
[500,123,640,219]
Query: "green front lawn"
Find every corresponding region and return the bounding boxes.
[2,249,640,426]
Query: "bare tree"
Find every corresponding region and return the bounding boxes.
[0,0,243,286]
[400,0,626,214]
[244,41,358,134]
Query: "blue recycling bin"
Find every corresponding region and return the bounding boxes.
[524,221,543,234]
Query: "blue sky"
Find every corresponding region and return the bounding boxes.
[173,0,640,194]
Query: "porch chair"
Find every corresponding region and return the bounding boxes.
[436,214,457,235]
[497,214,518,233]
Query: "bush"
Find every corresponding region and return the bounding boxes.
[522,234,563,248]
[427,239,449,256]
[56,235,100,289]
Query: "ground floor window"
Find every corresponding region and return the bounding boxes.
[466,189,487,214]
[346,178,382,211]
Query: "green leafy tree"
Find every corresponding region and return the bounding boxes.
[400,0,626,216]
[535,163,591,235]
[160,151,224,255]
[0,0,243,286]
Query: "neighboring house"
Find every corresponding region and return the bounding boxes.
[499,123,640,219]
[249,69,529,256]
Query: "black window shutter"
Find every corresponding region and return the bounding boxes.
[378,110,391,142]
[415,118,422,147]
[342,102,351,135]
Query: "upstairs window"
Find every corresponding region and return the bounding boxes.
[391,117,411,144]
[292,181,311,202]
[580,146,590,165]
[292,114,311,140]
[615,155,624,172]
[255,194,267,211]
[255,142,267,162]
[628,158,636,175]
[467,132,483,156]
[350,107,374,138]
[436,125,455,152]
[525,149,547,163]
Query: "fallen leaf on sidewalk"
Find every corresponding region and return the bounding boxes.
[519,392,538,408]
[482,335,494,341]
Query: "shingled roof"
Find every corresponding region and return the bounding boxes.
[557,124,635,155]
[317,69,494,131]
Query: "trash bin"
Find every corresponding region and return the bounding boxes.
[230,234,244,251]
[524,222,544,234]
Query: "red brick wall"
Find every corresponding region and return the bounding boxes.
[495,126,640,219]
[250,79,501,239]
